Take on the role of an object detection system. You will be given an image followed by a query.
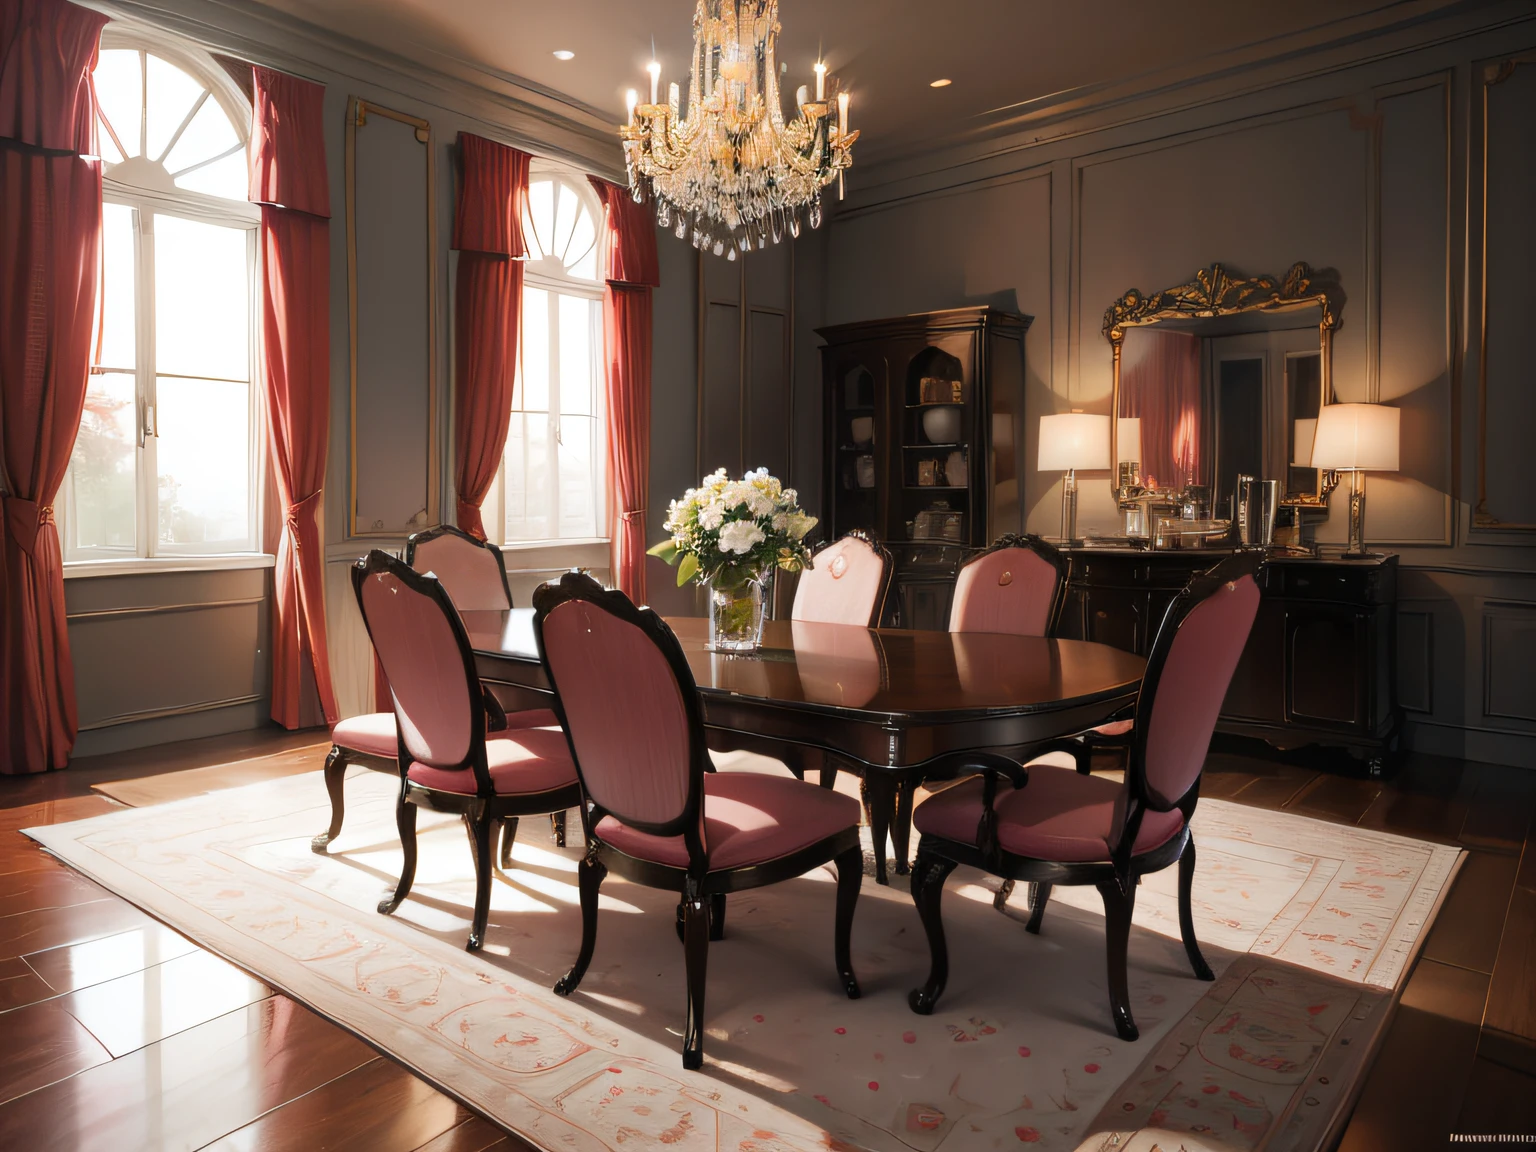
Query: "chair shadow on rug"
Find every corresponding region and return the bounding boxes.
[907,552,1264,1042]
[532,570,866,1070]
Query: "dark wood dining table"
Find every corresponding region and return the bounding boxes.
[463,610,1146,884]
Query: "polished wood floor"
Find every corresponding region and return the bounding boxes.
[0,727,1532,1150]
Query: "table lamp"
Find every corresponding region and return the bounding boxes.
[1038,411,1109,545]
[1309,402,1399,557]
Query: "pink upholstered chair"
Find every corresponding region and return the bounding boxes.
[791,530,892,626]
[534,570,864,1070]
[312,526,561,856]
[947,534,1068,637]
[706,530,894,786]
[906,552,1263,1041]
[351,550,581,951]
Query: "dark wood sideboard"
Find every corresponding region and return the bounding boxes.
[1057,548,1401,774]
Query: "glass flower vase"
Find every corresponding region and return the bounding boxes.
[706,572,768,653]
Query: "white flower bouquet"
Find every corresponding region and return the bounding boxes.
[647,468,818,591]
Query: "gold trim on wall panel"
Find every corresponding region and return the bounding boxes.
[346,97,439,539]
[1474,52,1536,532]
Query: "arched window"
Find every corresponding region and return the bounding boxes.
[64,33,260,563]
[501,167,607,543]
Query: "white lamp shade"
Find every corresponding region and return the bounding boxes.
[1292,418,1316,466]
[1116,417,1142,464]
[1309,403,1400,472]
[1038,412,1110,472]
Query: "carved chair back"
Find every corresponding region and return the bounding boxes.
[351,550,492,790]
[406,524,513,612]
[791,530,892,627]
[533,571,712,870]
[948,533,1068,637]
[1112,552,1263,866]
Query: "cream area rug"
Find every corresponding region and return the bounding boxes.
[27,766,1460,1152]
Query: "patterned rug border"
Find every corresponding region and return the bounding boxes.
[24,770,1463,1152]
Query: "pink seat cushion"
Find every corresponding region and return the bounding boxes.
[406,727,577,796]
[913,766,1184,863]
[506,708,559,730]
[332,712,398,758]
[1093,719,1135,737]
[595,772,861,872]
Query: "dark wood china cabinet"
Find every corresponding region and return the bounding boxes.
[818,307,1031,629]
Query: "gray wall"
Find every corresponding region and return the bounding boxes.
[820,8,1536,767]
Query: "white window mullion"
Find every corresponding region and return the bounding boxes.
[138,201,156,558]
[547,286,562,537]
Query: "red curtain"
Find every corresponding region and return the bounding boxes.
[0,0,106,775]
[588,179,659,601]
[452,134,529,539]
[1122,329,1202,490]
[250,66,337,729]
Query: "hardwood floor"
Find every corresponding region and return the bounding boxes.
[0,726,1532,1150]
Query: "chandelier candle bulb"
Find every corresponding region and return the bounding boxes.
[838,90,849,136]
[625,88,638,124]
[669,81,680,114]
[815,60,826,101]
[647,60,660,104]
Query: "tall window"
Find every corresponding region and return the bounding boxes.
[64,38,259,561]
[502,169,607,543]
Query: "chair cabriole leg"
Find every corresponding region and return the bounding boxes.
[311,746,348,853]
[1097,877,1139,1041]
[1025,881,1052,934]
[907,850,957,1014]
[555,848,606,996]
[467,808,494,951]
[1179,837,1214,981]
[499,816,519,870]
[681,884,710,1070]
[378,788,417,915]
[832,845,862,999]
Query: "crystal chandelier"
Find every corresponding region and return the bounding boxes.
[621,0,858,260]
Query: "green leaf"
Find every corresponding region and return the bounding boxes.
[646,540,679,564]
[676,552,699,587]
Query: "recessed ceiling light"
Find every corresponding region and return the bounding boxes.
[930,78,951,88]
[553,49,575,61]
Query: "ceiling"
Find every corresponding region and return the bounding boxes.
[250,0,1414,163]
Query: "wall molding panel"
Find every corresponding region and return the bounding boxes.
[346,97,439,538]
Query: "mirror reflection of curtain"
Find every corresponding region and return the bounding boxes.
[1122,330,1203,489]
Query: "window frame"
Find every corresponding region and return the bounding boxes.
[495,165,609,550]
[62,31,266,573]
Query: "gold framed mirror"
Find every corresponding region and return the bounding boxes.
[1103,262,1341,515]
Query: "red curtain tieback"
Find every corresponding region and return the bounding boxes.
[2,494,54,558]
[285,490,322,541]
[620,509,647,522]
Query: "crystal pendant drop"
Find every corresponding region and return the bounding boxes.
[657,201,671,227]
[788,216,801,238]
[726,246,737,261]
[809,199,822,229]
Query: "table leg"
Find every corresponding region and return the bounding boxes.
[861,773,895,886]
[892,779,915,876]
